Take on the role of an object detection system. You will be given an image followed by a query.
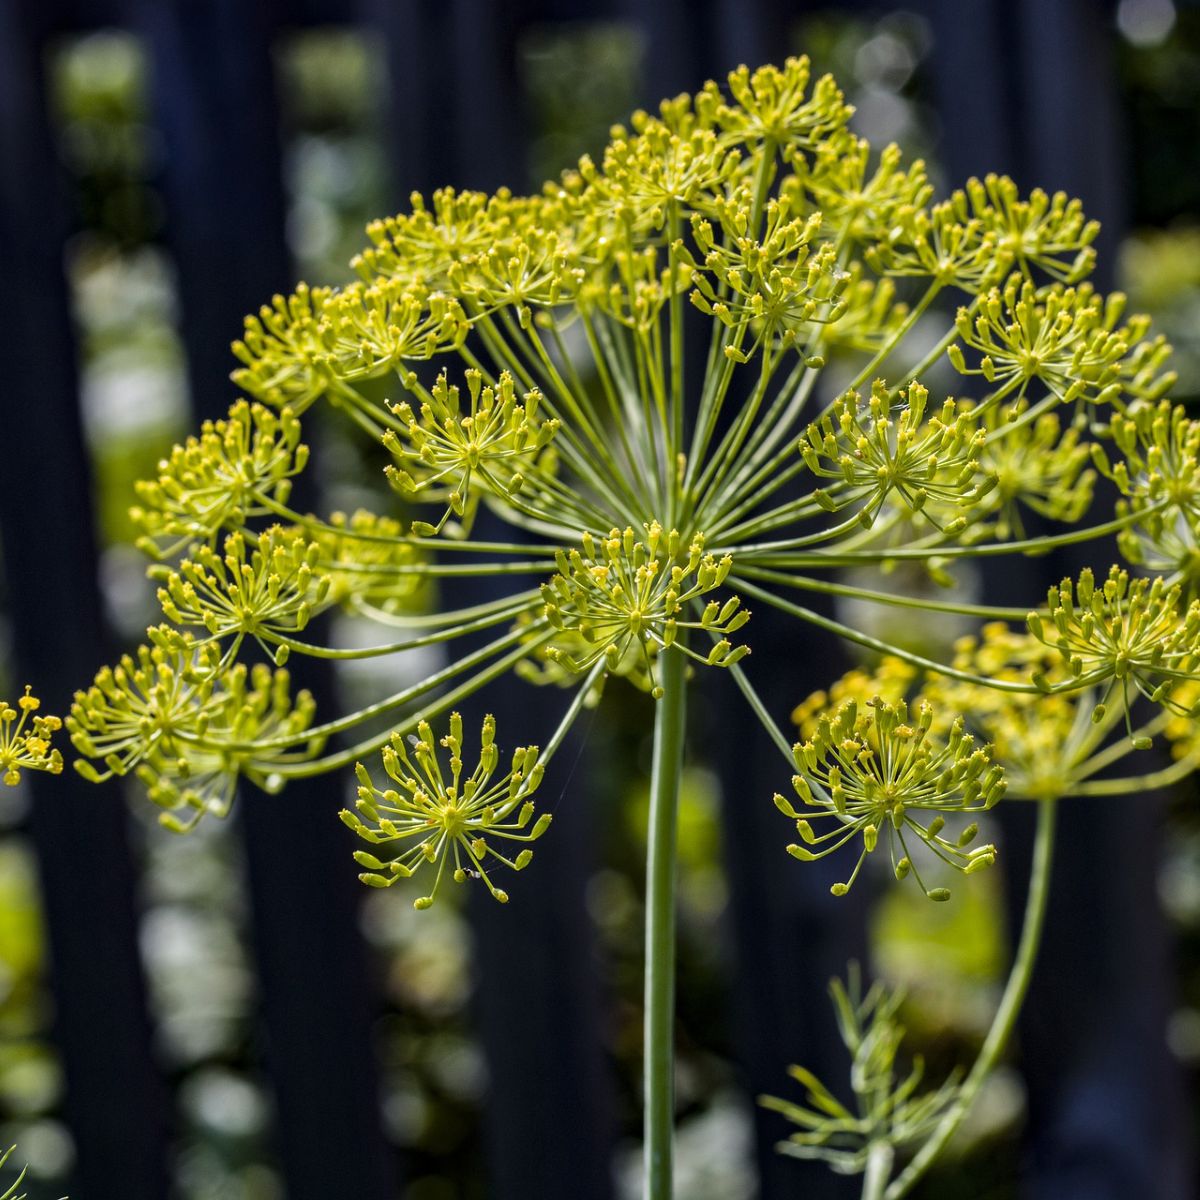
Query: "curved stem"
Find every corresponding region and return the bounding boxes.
[733,564,1034,621]
[885,796,1058,1199]
[1067,754,1199,797]
[644,645,687,1199]
[861,1141,895,1200]
[730,577,1044,694]
[847,281,942,393]
[730,499,1169,564]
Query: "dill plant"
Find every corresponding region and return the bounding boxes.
[56,57,1200,1197]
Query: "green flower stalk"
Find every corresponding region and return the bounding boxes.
[0,1145,28,1200]
[66,56,1200,1196]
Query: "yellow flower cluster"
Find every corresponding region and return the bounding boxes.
[343,713,550,908]
[69,634,317,831]
[0,689,63,787]
[382,369,559,535]
[800,381,993,530]
[540,523,749,697]
[131,401,308,557]
[780,696,1003,900]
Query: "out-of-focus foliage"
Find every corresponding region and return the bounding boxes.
[520,22,645,188]
[1118,5,1200,226]
[1120,227,1200,399]
[277,29,390,285]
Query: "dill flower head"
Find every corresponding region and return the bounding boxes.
[805,135,932,245]
[947,277,1131,405]
[69,56,1195,930]
[232,282,470,411]
[963,174,1099,283]
[302,509,423,612]
[924,624,1084,800]
[686,199,847,348]
[977,407,1095,538]
[711,58,853,152]
[540,522,749,698]
[70,637,317,831]
[131,401,308,558]
[133,663,318,832]
[779,696,1004,900]
[790,656,918,739]
[1027,566,1200,711]
[864,199,995,291]
[382,368,560,535]
[0,689,64,786]
[156,528,331,657]
[68,634,224,780]
[342,713,550,908]
[800,381,993,530]
[1093,401,1200,580]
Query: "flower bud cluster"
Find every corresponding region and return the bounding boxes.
[540,523,749,697]
[962,174,1099,283]
[232,282,469,411]
[948,278,1142,405]
[805,137,932,244]
[924,625,1082,800]
[779,697,1003,900]
[800,381,993,530]
[1093,401,1200,579]
[342,713,550,908]
[157,528,331,656]
[1027,566,1200,710]
[383,369,559,536]
[302,509,423,611]
[685,199,847,348]
[69,634,316,831]
[131,401,308,557]
[709,58,853,155]
[0,689,64,787]
[977,407,1095,538]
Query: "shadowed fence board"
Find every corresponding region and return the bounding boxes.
[0,4,170,1196]
[927,1,1192,1195]
[132,1,397,1194]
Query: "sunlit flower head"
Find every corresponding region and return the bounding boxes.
[779,696,1003,900]
[342,712,550,909]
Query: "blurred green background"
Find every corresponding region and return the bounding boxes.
[2,7,1200,1197]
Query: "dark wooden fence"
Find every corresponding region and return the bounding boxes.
[2,2,1189,1198]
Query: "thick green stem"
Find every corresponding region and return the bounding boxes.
[644,645,687,1199]
[885,796,1059,1199]
[861,1141,895,1200]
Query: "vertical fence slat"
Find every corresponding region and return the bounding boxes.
[130,1,396,1194]
[365,0,457,196]
[1013,3,1190,1194]
[0,5,171,1196]
[925,1,1192,1194]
